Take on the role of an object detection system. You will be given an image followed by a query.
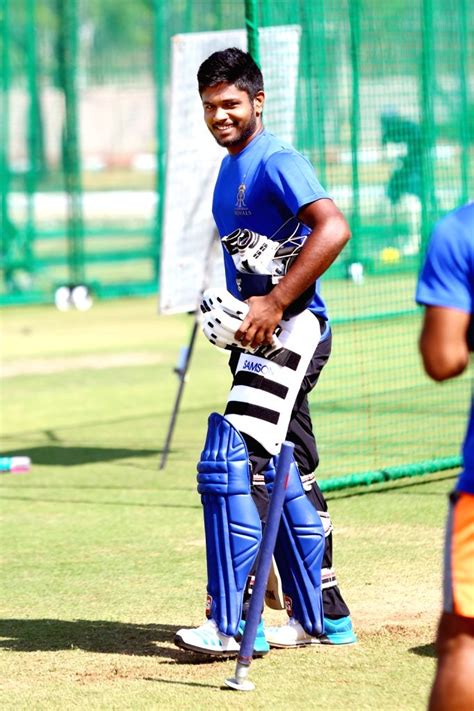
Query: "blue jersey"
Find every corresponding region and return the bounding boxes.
[212,129,330,321]
[416,201,474,494]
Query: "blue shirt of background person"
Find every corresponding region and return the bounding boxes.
[212,129,330,322]
[416,201,474,494]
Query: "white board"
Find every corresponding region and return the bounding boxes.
[159,26,301,314]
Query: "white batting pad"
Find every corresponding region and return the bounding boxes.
[224,310,320,454]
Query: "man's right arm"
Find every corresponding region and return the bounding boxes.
[235,198,350,349]
[419,306,470,381]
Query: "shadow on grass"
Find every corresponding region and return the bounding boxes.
[0,618,219,664]
[409,642,436,658]
[144,678,224,688]
[1,445,159,466]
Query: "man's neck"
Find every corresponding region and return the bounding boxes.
[227,124,264,156]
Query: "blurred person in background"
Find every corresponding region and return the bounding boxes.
[416,201,474,711]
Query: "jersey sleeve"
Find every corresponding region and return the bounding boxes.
[416,215,473,314]
[264,150,329,215]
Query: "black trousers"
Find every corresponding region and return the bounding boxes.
[229,326,350,619]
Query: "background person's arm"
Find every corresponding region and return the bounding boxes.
[419,305,470,381]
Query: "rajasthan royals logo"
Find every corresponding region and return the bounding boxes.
[235,183,251,216]
[236,183,246,208]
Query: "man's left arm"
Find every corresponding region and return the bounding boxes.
[416,207,473,381]
[235,198,350,348]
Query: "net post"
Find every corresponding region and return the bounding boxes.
[348,0,362,271]
[57,0,85,286]
[458,0,469,205]
[419,0,438,256]
[245,0,261,66]
[152,0,168,285]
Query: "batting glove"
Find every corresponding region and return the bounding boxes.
[200,287,282,354]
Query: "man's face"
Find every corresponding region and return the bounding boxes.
[201,83,264,154]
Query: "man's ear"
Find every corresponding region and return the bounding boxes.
[254,91,265,117]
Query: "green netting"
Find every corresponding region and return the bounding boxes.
[1,0,159,300]
[2,0,472,300]
[246,0,472,485]
[1,0,472,485]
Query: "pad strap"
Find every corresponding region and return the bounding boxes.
[318,511,333,537]
[321,567,338,590]
[197,413,262,636]
[265,456,325,636]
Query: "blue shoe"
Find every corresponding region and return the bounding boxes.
[174,618,270,657]
[174,619,241,656]
[238,618,270,656]
[265,616,357,649]
[320,616,357,645]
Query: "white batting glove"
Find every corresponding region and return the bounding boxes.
[200,287,248,319]
[200,287,250,351]
[199,287,282,354]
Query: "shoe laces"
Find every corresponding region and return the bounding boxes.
[288,617,302,629]
[198,619,218,633]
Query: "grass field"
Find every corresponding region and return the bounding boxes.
[0,296,468,710]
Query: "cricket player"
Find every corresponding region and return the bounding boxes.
[416,201,474,711]
[175,47,356,656]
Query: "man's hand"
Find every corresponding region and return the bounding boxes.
[235,291,285,349]
[200,287,282,353]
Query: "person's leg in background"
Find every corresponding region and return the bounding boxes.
[428,491,474,711]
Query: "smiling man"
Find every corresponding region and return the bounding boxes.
[174,47,356,657]
[202,81,262,151]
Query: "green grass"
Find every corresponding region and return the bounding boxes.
[0,297,467,709]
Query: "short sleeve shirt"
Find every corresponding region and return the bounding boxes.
[212,130,330,320]
[416,202,474,493]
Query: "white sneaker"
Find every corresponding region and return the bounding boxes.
[174,619,240,656]
[265,617,319,648]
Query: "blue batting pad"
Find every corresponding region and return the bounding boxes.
[265,456,325,636]
[197,413,262,637]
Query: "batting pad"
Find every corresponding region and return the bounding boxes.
[225,310,321,455]
[197,413,262,637]
[265,455,325,636]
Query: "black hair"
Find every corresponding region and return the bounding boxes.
[197,47,264,99]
